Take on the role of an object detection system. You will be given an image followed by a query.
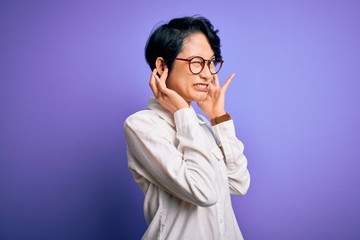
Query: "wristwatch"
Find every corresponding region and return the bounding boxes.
[210,112,231,126]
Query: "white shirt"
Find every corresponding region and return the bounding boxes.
[124,97,250,240]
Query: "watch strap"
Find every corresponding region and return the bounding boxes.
[210,112,231,126]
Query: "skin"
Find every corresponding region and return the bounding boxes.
[149,32,235,120]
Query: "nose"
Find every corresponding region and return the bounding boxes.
[199,63,212,81]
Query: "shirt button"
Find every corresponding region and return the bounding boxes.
[220,218,224,223]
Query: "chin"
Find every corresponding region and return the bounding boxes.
[193,96,207,103]
[187,92,208,103]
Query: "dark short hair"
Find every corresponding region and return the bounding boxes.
[145,15,222,72]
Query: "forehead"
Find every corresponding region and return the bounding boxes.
[180,33,214,58]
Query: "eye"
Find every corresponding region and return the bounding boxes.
[190,58,204,66]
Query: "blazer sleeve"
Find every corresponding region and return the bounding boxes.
[124,108,221,207]
[212,120,250,195]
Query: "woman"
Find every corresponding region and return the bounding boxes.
[124,15,250,240]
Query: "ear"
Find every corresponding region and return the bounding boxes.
[155,57,166,76]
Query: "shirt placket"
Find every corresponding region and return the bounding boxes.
[216,198,226,239]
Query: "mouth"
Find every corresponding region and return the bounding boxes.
[193,83,209,92]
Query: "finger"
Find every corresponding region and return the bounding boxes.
[155,73,170,96]
[149,69,159,96]
[159,66,169,85]
[207,82,215,96]
[222,72,236,92]
[153,72,168,100]
[213,74,220,87]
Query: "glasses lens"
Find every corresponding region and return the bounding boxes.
[189,57,205,74]
[209,60,222,74]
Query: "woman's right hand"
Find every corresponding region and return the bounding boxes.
[149,67,189,114]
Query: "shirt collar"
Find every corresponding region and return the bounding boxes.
[146,97,206,127]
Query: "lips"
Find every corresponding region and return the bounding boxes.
[193,83,209,92]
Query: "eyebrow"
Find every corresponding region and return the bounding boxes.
[186,55,216,60]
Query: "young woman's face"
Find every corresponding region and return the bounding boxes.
[166,33,215,104]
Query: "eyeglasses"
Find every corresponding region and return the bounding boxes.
[175,56,224,75]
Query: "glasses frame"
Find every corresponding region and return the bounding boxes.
[175,56,224,75]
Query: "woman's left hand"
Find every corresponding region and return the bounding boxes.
[197,73,235,119]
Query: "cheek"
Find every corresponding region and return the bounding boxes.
[166,64,199,92]
[166,70,192,89]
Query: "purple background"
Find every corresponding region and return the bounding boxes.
[1,1,360,239]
